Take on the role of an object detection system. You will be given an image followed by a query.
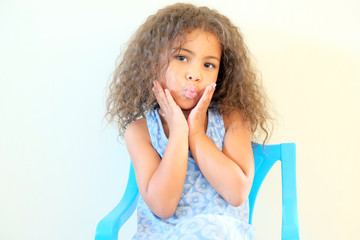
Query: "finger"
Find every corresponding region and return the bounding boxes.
[152,80,164,96]
[152,80,169,110]
[153,81,179,114]
[164,89,177,107]
[153,80,176,108]
[194,83,216,112]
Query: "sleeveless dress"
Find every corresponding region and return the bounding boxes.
[132,108,255,240]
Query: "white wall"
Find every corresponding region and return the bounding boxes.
[1,0,359,239]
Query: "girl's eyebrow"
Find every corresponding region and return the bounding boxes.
[173,47,220,62]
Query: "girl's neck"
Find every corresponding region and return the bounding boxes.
[182,109,191,120]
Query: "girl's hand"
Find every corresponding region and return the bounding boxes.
[188,83,216,138]
[152,80,189,135]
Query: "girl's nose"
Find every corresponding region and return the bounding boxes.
[186,72,200,81]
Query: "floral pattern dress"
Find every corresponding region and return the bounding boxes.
[132,107,255,240]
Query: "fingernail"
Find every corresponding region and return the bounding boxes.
[211,83,216,89]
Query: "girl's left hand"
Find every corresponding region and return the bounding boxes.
[187,83,216,138]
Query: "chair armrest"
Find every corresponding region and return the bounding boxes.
[95,162,139,240]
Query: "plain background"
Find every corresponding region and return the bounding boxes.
[1,0,359,239]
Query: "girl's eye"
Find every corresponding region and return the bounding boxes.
[176,55,187,62]
[204,63,215,69]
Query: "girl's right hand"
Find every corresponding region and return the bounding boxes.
[152,80,189,136]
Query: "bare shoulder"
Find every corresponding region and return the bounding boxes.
[124,117,160,169]
[222,109,251,132]
[124,117,150,144]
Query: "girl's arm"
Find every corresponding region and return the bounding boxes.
[189,108,255,207]
[124,81,189,219]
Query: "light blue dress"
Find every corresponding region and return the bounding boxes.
[132,108,255,239]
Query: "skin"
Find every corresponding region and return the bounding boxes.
[125,29,254,219]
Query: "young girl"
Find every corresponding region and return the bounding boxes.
[106,3,271,239]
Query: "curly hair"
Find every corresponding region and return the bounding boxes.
[106,3,272,143]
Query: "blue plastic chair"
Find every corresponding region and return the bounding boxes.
[95,143,300,240]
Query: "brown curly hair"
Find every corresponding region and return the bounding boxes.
[106,3,272,143]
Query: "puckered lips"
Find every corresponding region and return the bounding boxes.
[185,86,198,99]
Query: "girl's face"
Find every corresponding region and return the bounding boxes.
[161,29,221,111]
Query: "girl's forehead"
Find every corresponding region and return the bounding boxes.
[172,29,220,47]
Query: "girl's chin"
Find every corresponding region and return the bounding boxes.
[178,99,199,110]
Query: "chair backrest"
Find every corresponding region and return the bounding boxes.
[95,143,299,240]
[249,143,299,239]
